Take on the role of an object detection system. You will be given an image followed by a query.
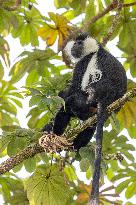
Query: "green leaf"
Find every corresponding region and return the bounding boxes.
[0,62,4,80]
[24,157,36,173]
[29,95,42,107]
[64,166,77,182]
[54,0,68,8]
[7,138,18,156]
[85,0,96,22]
[125,181,136,199]
[116,179,131,194]
[86,167,92,179]
[0,135,12,153]
[26,165,73,205]
[110,112,120,132]
[7,137,27,156]
[12,163,23,173]
[26,69,39,86]
[111,173,127,182]
[80,158,90,172]
[0,36,10,67]
[128,124,136,139]
[63,10,75,20]
[10,49,56,83]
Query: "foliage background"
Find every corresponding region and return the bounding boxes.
[0,0,136,204]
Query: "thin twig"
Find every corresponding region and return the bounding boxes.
[1,0,22,11]
[123,2,136,7]
[0,88,136,175]
[82,0,136,32]
[82,1,117,32]
[102,2,122,46]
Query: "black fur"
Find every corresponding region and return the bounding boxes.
[43,34,127,150]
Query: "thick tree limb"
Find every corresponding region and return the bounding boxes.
[82,0,136,32]
[0,88,136,175]
[0,144,43,175]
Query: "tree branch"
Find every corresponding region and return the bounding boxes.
[0,88,136,175]
[0,144,43,175]
[102,3,121,46]
[82,0,136,32]
[1,0,22,11]
[82,1,116,32]
[123,2,136,7]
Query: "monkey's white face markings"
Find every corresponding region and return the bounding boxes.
[64,37,99,62]
[64,40,79,62]
[64,36,102,92]
[81,53,102,92]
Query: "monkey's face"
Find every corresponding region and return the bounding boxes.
[71,40,84,58]
[64,33,99,62]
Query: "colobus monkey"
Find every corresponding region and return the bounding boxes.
[43,33,127,203]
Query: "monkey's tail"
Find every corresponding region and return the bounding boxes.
[90,102,108,205]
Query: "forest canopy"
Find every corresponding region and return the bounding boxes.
[0,0,136,204]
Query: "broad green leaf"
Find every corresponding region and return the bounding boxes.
[26,165,73,205]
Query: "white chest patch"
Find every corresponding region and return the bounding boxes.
[81,53,102,91]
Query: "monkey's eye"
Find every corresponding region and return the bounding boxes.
[74,40,82,45]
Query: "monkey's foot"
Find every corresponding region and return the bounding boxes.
[39,132,73,153]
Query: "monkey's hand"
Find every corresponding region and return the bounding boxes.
[39,132,73,153]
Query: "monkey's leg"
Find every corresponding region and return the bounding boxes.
[73,126,96,150]
[90,103,107,205]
